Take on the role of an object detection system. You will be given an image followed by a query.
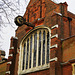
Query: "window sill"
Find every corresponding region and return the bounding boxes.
[19,64,50,75]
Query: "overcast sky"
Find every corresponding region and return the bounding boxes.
[57,0,75,14]
[0,0,75,58]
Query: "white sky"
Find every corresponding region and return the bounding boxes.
[0,0,75,58]
[57,0,75,14]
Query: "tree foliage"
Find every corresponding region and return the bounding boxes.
[0,0,30,57]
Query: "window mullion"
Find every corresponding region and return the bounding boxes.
[22,43,26,70]
[31,33,34,68]
[21,44,24,71]
[28,37,30,69]
[24,40,27,70]
[72,64,75,75]
[19,46,21,72]
[19,45,22,73]
[41,30,43,65]
[45,30,47,64]
[36,31,39,67]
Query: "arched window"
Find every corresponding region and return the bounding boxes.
[18,26,51,75]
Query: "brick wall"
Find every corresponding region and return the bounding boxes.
[25,69,50,75]
[61,36,75,75]
[62,65,72,75]
[0,62,7,75]
[62,36,75,62]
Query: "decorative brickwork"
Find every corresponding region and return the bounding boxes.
[5,37,18,75]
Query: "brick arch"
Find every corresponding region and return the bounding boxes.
[20,25,51,46]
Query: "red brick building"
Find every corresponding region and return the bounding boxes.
[0,50,6,62]
[0,62,7,75]
[0,50,7,75]
[5,0,75,75]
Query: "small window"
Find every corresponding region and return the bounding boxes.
[72,63,75,75]
[1,51,5,56]
[18,26,51,74]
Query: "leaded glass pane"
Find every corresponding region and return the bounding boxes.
[29,35,32,68]
[42,31,45,65]
[22,43,26,70]
[38,31,41,66]
[74,65,75,74]
[26,39,29,69]
[73,65,75,75]
[33,32,37,67]
[47,32,49,63]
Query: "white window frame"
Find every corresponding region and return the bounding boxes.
[72,63,75,75]
[18,25,51,75]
